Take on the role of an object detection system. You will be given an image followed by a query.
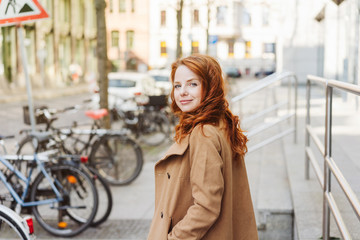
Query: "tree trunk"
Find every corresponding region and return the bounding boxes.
[176,0,184,59]
[95,0,110,128]
[205,0,210,55]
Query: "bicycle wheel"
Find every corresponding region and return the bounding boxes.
[140,112,170,146]
[89,135,143,186]
[85,166,113,227]
[53,162,112,227]
[30,164,98,237]
[0,205,32,240]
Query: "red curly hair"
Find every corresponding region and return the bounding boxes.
[170,54,248,159]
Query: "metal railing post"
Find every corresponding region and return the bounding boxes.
[322,85,333,240]
[232,71,298,152]
[294,75,298,143]
[305,78,311,180]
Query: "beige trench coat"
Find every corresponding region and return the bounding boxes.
[148,122,258,240]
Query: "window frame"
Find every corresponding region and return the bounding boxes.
[111,30,120,48]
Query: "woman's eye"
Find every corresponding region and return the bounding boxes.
[190,82,198,87]
[174,84,181,89]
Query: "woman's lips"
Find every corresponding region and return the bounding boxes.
[180,100,192,104]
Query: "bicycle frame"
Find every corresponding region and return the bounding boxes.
[0,154,63,207]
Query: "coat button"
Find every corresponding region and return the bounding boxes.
[167,172,170,179]
[161,212,163,218]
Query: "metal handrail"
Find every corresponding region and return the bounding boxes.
[306,75,360,240]
[231,71,298,153]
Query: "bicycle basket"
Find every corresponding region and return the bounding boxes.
[146,95,168,107]
[23,105,48,125]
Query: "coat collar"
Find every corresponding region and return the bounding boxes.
[156,134,190,165]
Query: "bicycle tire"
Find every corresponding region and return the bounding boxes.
[82,166,113,227]
[55,162,113,227]
[140,111,170,146]
[30,164,98,237]
[0,206,31,240]
[89,135,143,186]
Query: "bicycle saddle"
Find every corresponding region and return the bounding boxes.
[85,109,108,120]
[29,131,53,142]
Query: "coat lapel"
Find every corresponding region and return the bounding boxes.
[156,134,190,165]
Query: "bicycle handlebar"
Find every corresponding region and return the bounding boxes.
[0,135,15,140]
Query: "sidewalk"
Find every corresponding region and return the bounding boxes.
[0,83,91,104]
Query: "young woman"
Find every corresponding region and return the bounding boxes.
[148,54,258,240]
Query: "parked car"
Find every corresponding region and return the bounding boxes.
[254,69,275,78]
[224,67,242,78]
[107,72,161,99]
[148,69,172,95]
[91,71,162,110]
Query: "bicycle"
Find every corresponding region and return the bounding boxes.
[0,134,98,237]
[15,128,113,227]
[18,106,144,186]
[0,204,35,240]
[110,94,171,146]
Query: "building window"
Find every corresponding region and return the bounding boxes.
[161,10,166,27]
[193,9,199,25]
[126,30,134,50]
[262,7,269,26]
[264,43,275,53]
[111,31,119,47]
[245,41,251,58]
[78,0,85,26]
[191,41,199,54]
[60,0,71,23]
[160,41,167,57]
[131,0,135,12]
[45,0,53,16]
[216,6,227,25]
[242,9,251,26]
[109,0,113,13]
[228,40,234,57]
[119,0,126,12]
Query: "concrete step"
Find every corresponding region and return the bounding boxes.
[254,140,294,240]
[246,122,294,240]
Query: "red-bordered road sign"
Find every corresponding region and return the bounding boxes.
[0,0,49,26]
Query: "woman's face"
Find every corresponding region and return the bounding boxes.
[173,65,202,112]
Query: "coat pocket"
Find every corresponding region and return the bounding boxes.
[168,217,173,234]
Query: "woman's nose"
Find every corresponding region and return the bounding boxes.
[180,86,188,96]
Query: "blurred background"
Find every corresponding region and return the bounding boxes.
[0,0,357,94]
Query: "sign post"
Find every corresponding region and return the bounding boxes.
[0,0,49,132]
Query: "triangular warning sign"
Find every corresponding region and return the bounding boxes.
[0,0,49,26]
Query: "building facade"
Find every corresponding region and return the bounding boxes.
[148,0,280,76]
[106,0,150,72]
[0,0,97,92]
[1,0,359,93]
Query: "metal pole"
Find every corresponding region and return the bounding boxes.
[294,75,298,144]
[305,78,311,179]
[323,85,333,240]
[355,0,360,110]
[17,25,36,132]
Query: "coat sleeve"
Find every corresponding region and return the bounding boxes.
[168,125,225,240]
